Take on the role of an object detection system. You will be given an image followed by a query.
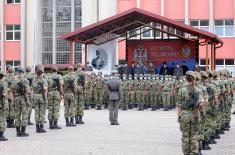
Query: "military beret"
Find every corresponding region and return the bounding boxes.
[51,65,58,72]
[8,66,15,73]
[207,70,214,77]
[194,71,201,80]
[213,70,219,77]
[200,71,208,78]
[0,70,6,76]
[186,71,196,79]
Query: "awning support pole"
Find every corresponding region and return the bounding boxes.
[85,44,88,65]
[206,40,209,71]
[70,41,74,65]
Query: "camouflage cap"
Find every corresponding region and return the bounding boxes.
[219,70,224,76]
[68,66,74,71]
[104,74,108,77]
[200,71,208,78]
[186,71,196,79]
[213,70,219,77]
[194,71,201,80]
[26,66,32,73]
[207,70,214,77]
[51,65,58,72]
[8,66,15,73]
[0,70,6,76]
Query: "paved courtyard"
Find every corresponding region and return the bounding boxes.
[0,107,235,155]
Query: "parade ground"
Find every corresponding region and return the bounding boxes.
[0,107,235,155]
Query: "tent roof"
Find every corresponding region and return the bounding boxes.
[60,8,223,45]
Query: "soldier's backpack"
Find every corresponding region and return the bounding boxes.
[52,77,59,90]
[27,77,33,87]
[36,82,44,93]
[66,77,74,89]
[0,84,4,99]
[17,80,26,95]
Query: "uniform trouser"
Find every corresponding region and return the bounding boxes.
[75,93,84,116]
[142,93,150,106]
[162,92,170,107]
[14,96,28,127]
[180,111,199,155]
[0,98,8,132]
[64,92,76,118]
[27,95,33,119]
[136,91,142,105]
[204,113,215,141]
[198,113,205,147]
[6,99,15,120]
[48,91,61,121]
[94,90,103,106]
[84,90,90,105]
[34,94,46,124]
[129,91,136,105]
[150,92,156,106]
[109,100,120,123]
[121,92,129,107]
[224,96,232,124]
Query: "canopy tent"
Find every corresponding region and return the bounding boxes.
[60,7,223,70]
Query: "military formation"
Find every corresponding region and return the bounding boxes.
[177,70,235,155]
[0,63,234,155]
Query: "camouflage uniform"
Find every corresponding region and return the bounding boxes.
[142,75,151,109]
[5,69,15,128]
[150,75,158,110]
[32,68,48,133]
[137,75,144,111]
[63,70,77,127]
[177,71,203,155]
[24,68,35,125]
[47,69,63,129]
[94,75,104,110]
[11,69,30,137]
[120,75,130,110]
[162,75,172,111]
[0,71,8,141]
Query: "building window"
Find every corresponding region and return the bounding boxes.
[5,60,20,68]
[216,59,224,65]
[142,27,152,38]
[190,20,209,32]
[199,59,210,66]
[6,0,20,4]
[225,59,234,65]
[214,19,234,37]
[5,25,21,41]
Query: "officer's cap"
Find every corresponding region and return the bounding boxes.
[186,71,196,79]
[200,71,208,78]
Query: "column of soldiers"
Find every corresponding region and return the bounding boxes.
[177,70,235,155]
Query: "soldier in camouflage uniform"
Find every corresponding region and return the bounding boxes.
[89,72,96,108]
[128,75,136,109]
[162,75,171,111]
[75,64,85,124]
[63,66,77,127]
[137,75,144,111]
[32,66,48,133]
[103,74,109,109]
[11,68,30,137]
[120,74,130,110]
[143,75,151,109]
[0,71,8,141]
[47,66,63,129]
[24,66,35,125]
[177,71,203,155]
[5,66,15,128]
[94,74,104,110]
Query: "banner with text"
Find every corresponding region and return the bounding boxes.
[127,40,197,70]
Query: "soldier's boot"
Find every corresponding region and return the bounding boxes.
[156,104,160,109]
[96,105,102,110]
[6,120,10,128]
[163,106,169,111]
[54,120,62,129]
[78,116,85,124]
[9,119,15,128]
[232,111,235,115]
[128,104,133,109]
[27,116,33,125]
[220,128,225,134]
[198,146,203,155]
[16,126,21,137]
[65,117,70,126]
[151,105,156,111]
[36,124,40,133]
[137,105,141,111]
[202,141,211,150]
[224,123,230,131]
[20,126,29,137]
[104,104,108,109]
[84,104,89,110]
[209,136,217,144]
[70,117,76,126]
[144,104,148,109]
[49,120,54,129]
[214,130,221,139]
[75,116,79,124]
[134,104,138,108]
[0,132,8,141]
[39,124,46,133]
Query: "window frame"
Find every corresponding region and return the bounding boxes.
[6,0,21,4]
[214,19,234,37]
[5,25,21,41]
